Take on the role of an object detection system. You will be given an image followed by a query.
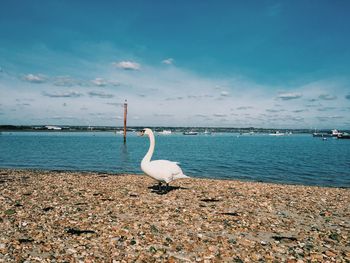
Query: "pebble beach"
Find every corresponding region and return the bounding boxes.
[1,169,349,262]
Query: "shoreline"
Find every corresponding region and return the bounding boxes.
[1,169,349,262]
[1,168,349,189]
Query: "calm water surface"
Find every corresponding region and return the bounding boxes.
[0,132,349,187]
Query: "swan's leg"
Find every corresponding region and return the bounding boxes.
[166,183,169,191]
[158,182,162,191]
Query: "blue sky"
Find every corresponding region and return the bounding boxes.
[1,0,350,128]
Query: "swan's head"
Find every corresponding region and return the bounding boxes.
[138,128,153,136]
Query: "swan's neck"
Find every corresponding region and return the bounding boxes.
[142,132,155,164]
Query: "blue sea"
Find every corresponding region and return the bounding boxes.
[0,132,349,187]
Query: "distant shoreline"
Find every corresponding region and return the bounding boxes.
[2,125,344,134]
[0,168,349,189]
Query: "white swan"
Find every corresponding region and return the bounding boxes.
[139,128,189,189]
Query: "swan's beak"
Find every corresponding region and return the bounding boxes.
[138,130,145,136]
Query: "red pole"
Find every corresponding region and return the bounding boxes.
[123,100,127,143]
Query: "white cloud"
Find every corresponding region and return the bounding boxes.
[293,109,308,113]
[194,114,208,118]
[23,74,46,83]
[42,91,83,98]
[162,58,174,65]
[113,61,140,70]
[88,91,114,98]
[266,109,283,113]
[277,92,302,100]
[91,77,108,87]
[213,113,227,117]
[220,91,230,97]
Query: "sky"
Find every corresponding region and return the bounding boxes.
[0,0,350,128]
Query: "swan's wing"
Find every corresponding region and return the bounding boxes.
[145,160,184,182]
[151,160,183,175]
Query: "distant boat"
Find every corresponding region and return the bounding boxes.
[337,133,350,139]
[45,125,62,130]
[203,129,212,135]
[269,131,284,136]
[158,130,172,135]
[313,129,342,138]
[331,129,342,137]
[183,131,198,135]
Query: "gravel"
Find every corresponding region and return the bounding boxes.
[1,169,349,262]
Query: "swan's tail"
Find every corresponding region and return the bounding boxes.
[174,174,190,180]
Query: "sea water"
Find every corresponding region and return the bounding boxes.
[0,132,349,187]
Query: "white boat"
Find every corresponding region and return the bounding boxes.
[45,125,62,130]
[331,129,342,137]
[203,129,212,135]
[158,130,172,135]
[313,129,342,138]
[269,131,284,136]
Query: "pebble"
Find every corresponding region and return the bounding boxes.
[325,250,336,257]
[67,248,78,254]
[260,240,268,246]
